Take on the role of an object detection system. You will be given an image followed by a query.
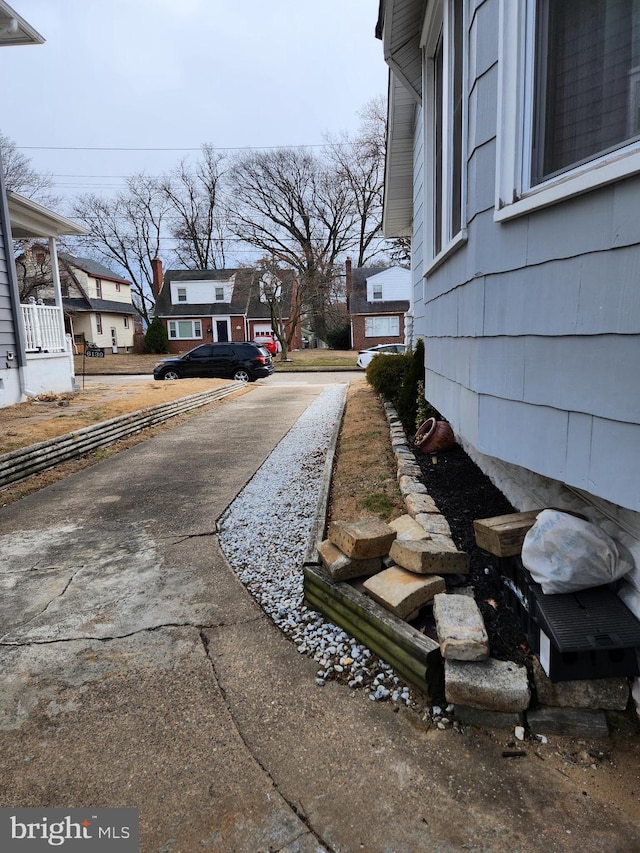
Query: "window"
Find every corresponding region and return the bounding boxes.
[372,284,383,300]
[423,0,466,264]
[96,313,103,335]
[215,286,225,301]
[533,0,640,184]
[176,287,187,303]
[168,319,202,340]
[115,282,121,292]
[365,316,400,337]
[95,279,102,298]
[123,316,130,329]
[496,0,640,220]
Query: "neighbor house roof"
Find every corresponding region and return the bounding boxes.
[59,253,132,286]
[155,268,297,320]
[0,1,44,46]
[349,266,410,315]
[64,297,138,316]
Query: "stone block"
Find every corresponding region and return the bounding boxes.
[363,566,445,620]
[445,658,531,712]
[433,593,490,661]
[398,476,428,496]
[454,706,524,730]
[527,707,609,739]
[415,513,452,537]
[389,538,470,575]
[328,519,396,559]
[317,540,383,581]
[405,492,439,516]
[397,462,423,479]
[389,514,431,542]
[531,657,629,710]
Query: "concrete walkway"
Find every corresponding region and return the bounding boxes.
[1,380,639,853]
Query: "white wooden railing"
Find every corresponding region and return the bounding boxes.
[20,299,66,353]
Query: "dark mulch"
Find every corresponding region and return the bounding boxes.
[411,443,530,665]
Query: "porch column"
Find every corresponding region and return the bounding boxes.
[48,236,67,343]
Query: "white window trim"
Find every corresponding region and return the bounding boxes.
[495,0,640,223]
[176,287,187,303]
[421,0,468,271]
[364,315,400,337]
[168,319,202,340]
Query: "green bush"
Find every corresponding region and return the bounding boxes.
[144,316,169,353]
[396,338,424,428]
[365,350,411,404]
[325,324,351,350]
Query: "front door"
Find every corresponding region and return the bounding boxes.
[110,327,118,354]
[216,320,229,342]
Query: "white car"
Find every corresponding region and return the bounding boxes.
[356,343,407,369]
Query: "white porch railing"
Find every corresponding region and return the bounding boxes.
[20,299,66,353]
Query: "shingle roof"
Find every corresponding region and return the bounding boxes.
[64,297,137,316]
[349,265,410,315]
[154,268,297,320]
[59,253,131,285]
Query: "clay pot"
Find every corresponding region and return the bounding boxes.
[414,418,456,454]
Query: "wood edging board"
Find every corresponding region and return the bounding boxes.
[303,563,442,697]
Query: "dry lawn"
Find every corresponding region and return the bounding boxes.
[0,375,402,522]
[328,378,404,523]
[74,349,357,375]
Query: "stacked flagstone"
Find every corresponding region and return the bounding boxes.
[381,400,532,721]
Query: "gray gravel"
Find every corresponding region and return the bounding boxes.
[218,385,420,706]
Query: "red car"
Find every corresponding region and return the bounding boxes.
[253,334,278,355]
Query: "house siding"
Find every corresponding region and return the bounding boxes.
[0,168,22,406]
[415,0,640,513]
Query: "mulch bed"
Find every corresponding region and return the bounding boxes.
[411,442,530,666]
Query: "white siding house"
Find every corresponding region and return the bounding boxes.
[0,4,88,405]
[378,2,640,582]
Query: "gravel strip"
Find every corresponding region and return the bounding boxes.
[218,385,419,707]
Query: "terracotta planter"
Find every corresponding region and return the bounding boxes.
[414,418,456,454]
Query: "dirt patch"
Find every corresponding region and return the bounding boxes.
[328,379,404,524]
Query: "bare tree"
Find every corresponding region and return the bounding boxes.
[161,144,229,269]
[228,147,358,341]
[0,130,58,205]
[325,95,387,268]
[254,257,303,361]
[72,174,168,324]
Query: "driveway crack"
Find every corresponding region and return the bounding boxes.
[198,630,335,853]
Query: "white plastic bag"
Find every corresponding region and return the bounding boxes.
[521,509,634,594]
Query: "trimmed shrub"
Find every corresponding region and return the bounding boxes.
[396,338,424,428]
[144,316,169,353]
[326,324,351,350]
[365,350,411,404]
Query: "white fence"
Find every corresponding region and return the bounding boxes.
[21,300,66,353]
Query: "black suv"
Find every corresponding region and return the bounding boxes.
[153,342,274,382]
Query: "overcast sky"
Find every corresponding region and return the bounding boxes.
[2,0,387,207]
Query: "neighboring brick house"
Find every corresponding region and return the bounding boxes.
[346,259,412,351]
[15,246,138,353]
[151,259,302,354]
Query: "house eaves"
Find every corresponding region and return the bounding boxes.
[7,192,88,238]
[383,71,416,238]
[376,0,426,104]
[0,0,44,46]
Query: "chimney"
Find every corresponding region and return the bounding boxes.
[345,257,352,312]
[151,257,163,298]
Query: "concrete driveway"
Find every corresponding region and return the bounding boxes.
[1,380,639,853]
